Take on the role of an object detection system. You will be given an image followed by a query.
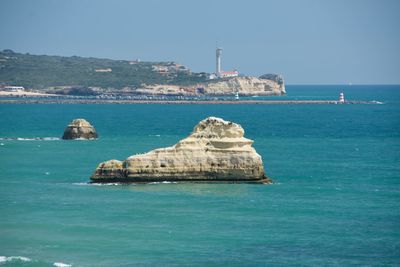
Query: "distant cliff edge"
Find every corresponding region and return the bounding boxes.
[135,75,285,96]
[0,50,285,96]
[202,75,285,96]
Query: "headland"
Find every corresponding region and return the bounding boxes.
[0,49,285,98]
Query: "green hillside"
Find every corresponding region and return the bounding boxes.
[0,50,208,89]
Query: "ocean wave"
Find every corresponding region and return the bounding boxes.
[73,182,126,186]
[74,181,178,186]
[148,134,161,137]
[148,181,178,184]
[0,137,60,141]
[72,182,90,186]
[0,256,72,266]
[72,137,97,140]
[0,256,31,263]
[54,262,72,267]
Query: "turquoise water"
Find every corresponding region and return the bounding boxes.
[0,85,399,266]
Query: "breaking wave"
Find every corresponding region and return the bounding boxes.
[0,256,72,266]
[53,262,72,267]
[0,256,31,263]
[73,182,126,186]
[0,137,60,141]
[74,181,178,186]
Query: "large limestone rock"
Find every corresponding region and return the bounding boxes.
[62,119,98,140]
[91,117,271,183]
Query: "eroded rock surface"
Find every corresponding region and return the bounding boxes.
[62,119,98,140]
[134,75,285,96]
[203,76,285,96]
[91,117,270,183]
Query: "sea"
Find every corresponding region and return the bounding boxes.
[0,85,399,266]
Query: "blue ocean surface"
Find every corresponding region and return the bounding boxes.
[0,85,399,266]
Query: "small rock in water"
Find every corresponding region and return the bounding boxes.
[62,118,98,140]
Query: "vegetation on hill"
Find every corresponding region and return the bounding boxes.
[0,50,208,89]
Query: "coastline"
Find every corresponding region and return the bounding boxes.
[0,99,374,105]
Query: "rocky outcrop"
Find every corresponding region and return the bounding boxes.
[62,119,98,140]
[202,76,285,96]
[259,73,284,84]
[133,75,285,96]
[91,117,271,183]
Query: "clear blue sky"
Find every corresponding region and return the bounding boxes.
[1,0,399,84]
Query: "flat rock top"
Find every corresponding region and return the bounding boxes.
[67,118,94,127]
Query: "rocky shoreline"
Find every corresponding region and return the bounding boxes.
[0,99,374,105]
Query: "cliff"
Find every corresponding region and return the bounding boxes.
[134,75,286,96]
[202,76,285,96]
[91,117,271,183]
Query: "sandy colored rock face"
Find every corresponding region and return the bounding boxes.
[62,119,98,140]
[91,117,270,183]
[203,77,286,96]
[133,75,285,96]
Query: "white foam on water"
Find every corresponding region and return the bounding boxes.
[75,182,127,186]
[75,181,179,186]
[72,137,97,141]
[149,134,161,137]
[54,262,72,267]
[148,181,178,184]
[0,256,31,263]
[72,182,90,186]
[42,137,60,141]
[74,182,123,186]
[0,137,60,141]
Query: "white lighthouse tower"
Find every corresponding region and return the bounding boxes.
[339,92,345,103]
[208,46,239,80]
[216,47,222,77]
